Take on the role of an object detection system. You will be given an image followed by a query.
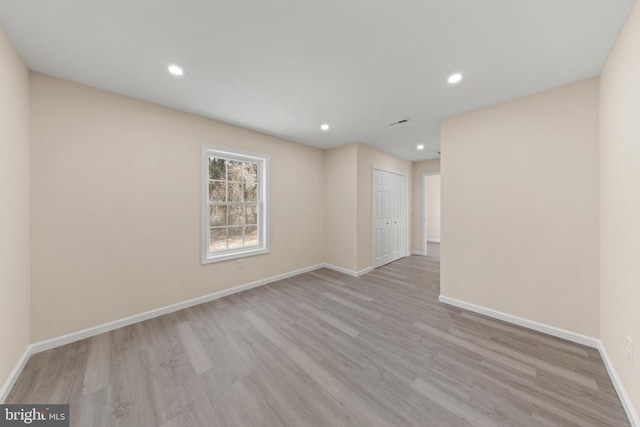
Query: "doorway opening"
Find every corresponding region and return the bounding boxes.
[422,173,440,259]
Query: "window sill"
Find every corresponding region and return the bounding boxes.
[202,247,269,264]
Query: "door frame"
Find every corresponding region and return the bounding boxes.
[371,167,409,268]
[422,172,440,256]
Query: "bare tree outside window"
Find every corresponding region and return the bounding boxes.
[202,146,268,263]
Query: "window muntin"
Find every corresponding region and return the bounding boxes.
[203,146,268,263]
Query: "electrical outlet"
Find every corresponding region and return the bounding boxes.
[627,337,633,363]
[236,259,244,270]
[338,246,344,254]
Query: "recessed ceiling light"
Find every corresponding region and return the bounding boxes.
[417,144,425,150]
[448,73,463,84]
[168,65,184,76]
[320,123,330,131]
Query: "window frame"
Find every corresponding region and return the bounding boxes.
[202,145,269,264]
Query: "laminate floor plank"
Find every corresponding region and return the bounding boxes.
[6,251,630,426]
[322,291,384,319]
[321,281,375,301]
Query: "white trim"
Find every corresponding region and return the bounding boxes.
[3,262,363,401]
[5,268,634,426]
[427,239,441,243]
[371,167,409,268]
[411,250,426,256]
[0,347,31,403]
[202,144,270,264]
[30,264,325,355]
[438,295,599,348]
[438,294,638,426]
[323,263,373,277]
[598,342,640,426]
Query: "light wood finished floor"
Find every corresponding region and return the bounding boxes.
[7,253,629,426]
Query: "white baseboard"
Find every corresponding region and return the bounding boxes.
[427,239,441,243]
[11,268,634,425]
[438,295,599,348]
[323,263,372,277]
[597,342,639,426]
[411,250,426,256]
[0,347,31,403]
[5,264,331,401]
[439,294,638,426]
[27,264,325,356]
[2,262,371,400]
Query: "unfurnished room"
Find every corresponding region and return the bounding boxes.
[0,0,639,425]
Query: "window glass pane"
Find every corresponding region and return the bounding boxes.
[244,183,257,202]
[210,205,227,227]
[245,205,258,225]
[204,148,267,261]
[210,227,227,251]
[228,182,243,202]
[228,227,243,249]
[209,157,226,180]
[209,181,226,202]
[244,162,258,184]
[245,226,258,247]
[229,205,244,226]
[228,161,243,182]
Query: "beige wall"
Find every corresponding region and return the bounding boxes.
[29,73,326,341]
[412,159,440,253]
[356,143,413,271]
[0,29,30,396]
[324,142,413,273]
[441,78,600,337]
[324,144,358,271]
[426,175,441,243]
[600,0,640,416]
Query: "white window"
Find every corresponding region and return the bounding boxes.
[202,145,268,263]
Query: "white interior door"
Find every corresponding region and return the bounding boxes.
[373,170,391,268]
[390,173,407,261]
[373,169,407,268]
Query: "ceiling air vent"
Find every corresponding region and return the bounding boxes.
[389,118,411,127]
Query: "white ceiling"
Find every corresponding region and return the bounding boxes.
[0,0,636,161]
